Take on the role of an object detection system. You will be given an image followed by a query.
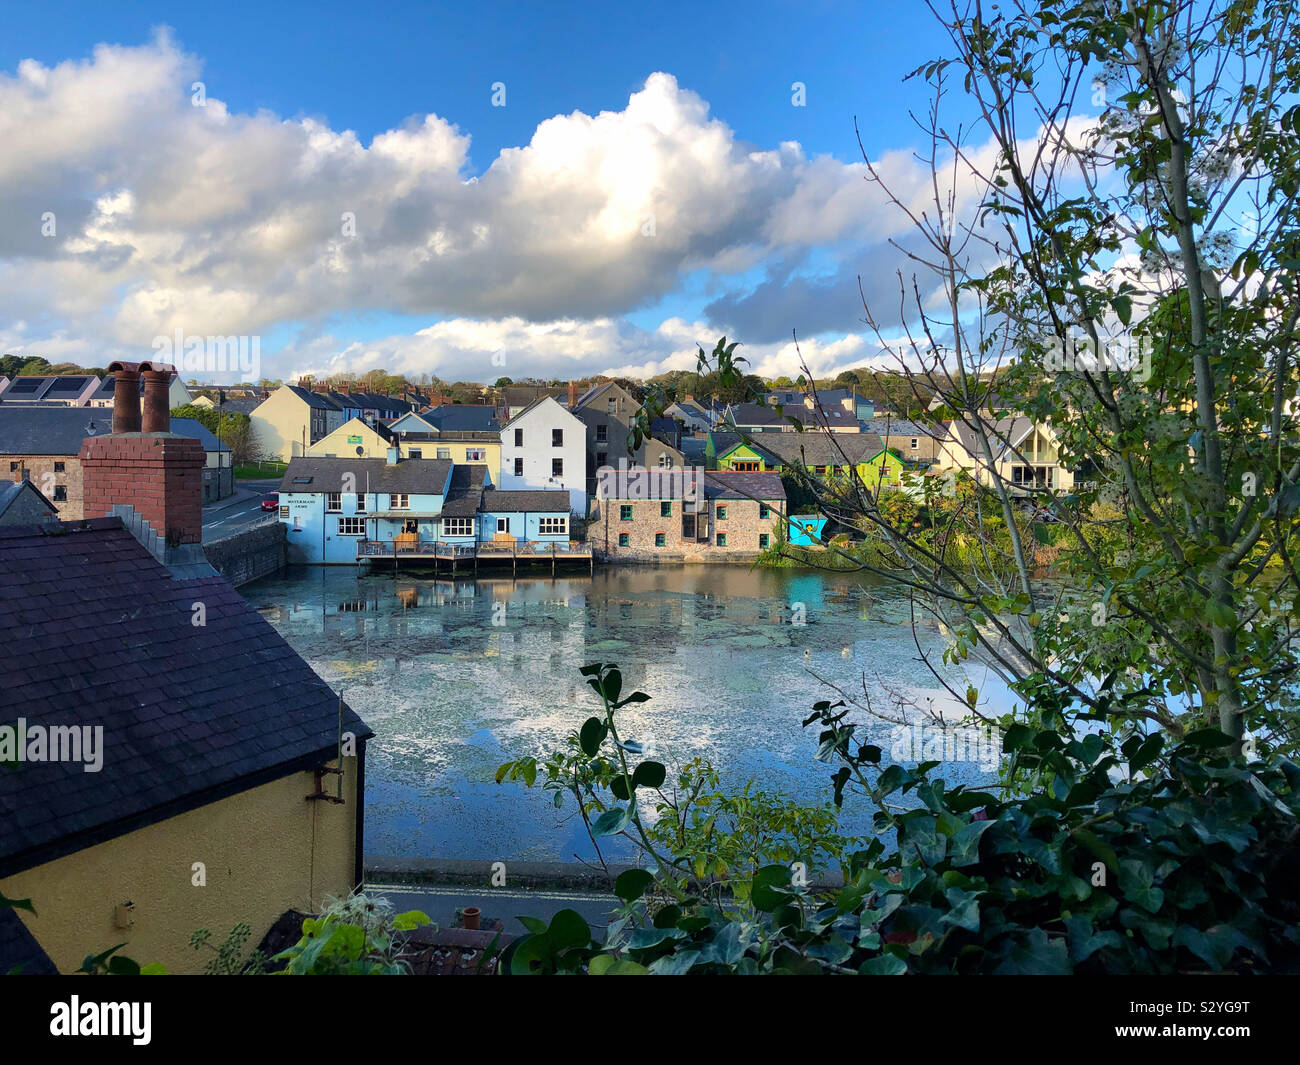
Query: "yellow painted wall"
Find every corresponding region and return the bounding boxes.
[1,757,359,974]
[250,388,309,462]
[308,417,392,459]
[409,440,501,483]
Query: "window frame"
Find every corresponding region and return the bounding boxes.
[326,492,342,513]
[337,516,365,536]
[442,516,474,538]
[538,516,568,537]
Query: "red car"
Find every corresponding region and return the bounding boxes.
[261,491,280,512]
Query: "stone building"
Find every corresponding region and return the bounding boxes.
[590,468,785,561]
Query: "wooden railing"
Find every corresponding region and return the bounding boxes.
[356,539,590,560]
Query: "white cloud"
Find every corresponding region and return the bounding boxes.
[0,31,1035,381]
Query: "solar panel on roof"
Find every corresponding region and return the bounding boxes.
[7,379,43,393]
[47,377,89,393]
[291,476,313,484]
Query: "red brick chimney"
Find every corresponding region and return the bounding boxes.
[568,381,578,407]
[79,361,206,548]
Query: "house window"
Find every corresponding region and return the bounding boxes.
[409,448,423,459]
[910,438,920,450]
[716,505,727,520]
[552,458,564,477]
[539,516,568,536]
[716,533,727,547]
[657,453,673,468]
[618,533,630,547]
[620,504,633,521]
[279,506,289,518]
[814,466,828,476]
[660,501,672,517]
[654,532,666,547]
[596,424,607,443]
[759,504,770,519]
[7,462,16,472]
[596,452,607,467]
[53,462,65,473]
[326,492,342,512]
[437,448,451,460]
[759,533,769,549]
[514,428,523,447]
[496,517,509,533]
[552,428,564,447]
[356,495,366,513]
[390,494,409,509]
[338,516,365,536]
[53,485,67,502]
[443,517,474,537]
[733,460,760,472]
[514,457,524,477]
[466,448,487,462]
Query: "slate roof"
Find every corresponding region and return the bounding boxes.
[722,402,786,427]
[480,488,572,513]
[598,469,784,502]
[278,456,452,495]
[0,408,229,456]
[0,906,57,974]
[440,465,488,517]
[423,405,500,432]
[0,517,371,879]
[0,480,57,522]
[501,385,569,409]
[284,385,342,411]
[206,398,262,414]
[332,392,410,416]
[862,417,943,440]
[728,432,889,467]
[702,471,786,501]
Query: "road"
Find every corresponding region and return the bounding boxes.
[366,882,620,937]
[201,478,280,543]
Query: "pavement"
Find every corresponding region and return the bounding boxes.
[366,882,621,937]
[201,478,280,543]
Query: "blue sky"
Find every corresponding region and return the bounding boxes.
[0,1,983,383]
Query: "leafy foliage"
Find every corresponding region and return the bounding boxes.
[272,893,432,975]
[500,665,1300,974]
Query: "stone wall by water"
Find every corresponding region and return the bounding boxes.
[204,520,287,586]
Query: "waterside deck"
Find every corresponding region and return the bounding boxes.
[356,539,593,574]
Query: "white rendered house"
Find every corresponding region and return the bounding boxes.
[499,396,588,516]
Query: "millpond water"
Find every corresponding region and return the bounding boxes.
[241,565,1012,863]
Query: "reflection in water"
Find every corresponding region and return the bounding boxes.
[241,564,1011,862]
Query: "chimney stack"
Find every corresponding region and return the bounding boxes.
[568,381,578,407]
[79,360,206,550]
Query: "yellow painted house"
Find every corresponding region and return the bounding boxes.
[308,416,399,459]
[0,492,370,974]
[308,414,503,484]
[714,432,906,490]
[936,415,1076,494]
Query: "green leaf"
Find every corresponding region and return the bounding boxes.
[632,761,666,789]
[547,909,592,951]
[579,717,607,757]
[592,804,635,837]
[393,909,431,932]
[589,954,649,975]
[614,868,655,903]
[859,953,908,975]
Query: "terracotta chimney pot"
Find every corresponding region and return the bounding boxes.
[106,361,142,434]
[140,367,174,433]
